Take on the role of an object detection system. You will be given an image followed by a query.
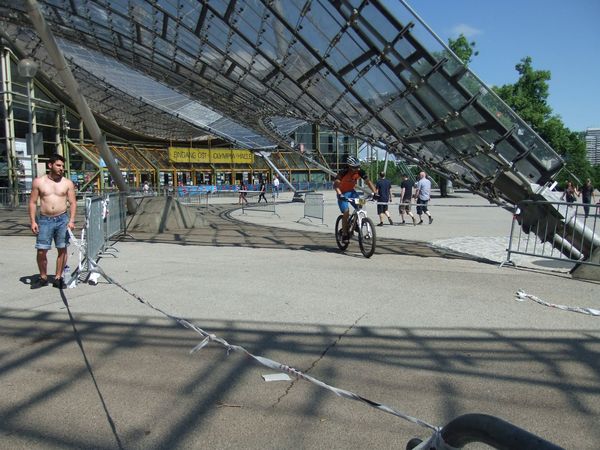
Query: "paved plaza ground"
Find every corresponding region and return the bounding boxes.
[1,189,598,449]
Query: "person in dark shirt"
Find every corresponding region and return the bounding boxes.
[238,180,248,204]
[399,174,416,225]
[375,171,393,226]
[257,178,268,203]
[580,178,595,218]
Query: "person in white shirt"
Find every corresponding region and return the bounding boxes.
[272,174,280,198]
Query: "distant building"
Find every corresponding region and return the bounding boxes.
[585,128,600,165]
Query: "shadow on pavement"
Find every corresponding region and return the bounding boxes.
[1,306,598,449]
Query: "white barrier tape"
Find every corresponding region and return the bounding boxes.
[66,228,86,288]
[67,228,107,288]
[516,290,600,316]
[90,264,438,433]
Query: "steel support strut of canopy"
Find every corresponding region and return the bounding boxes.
[23,0,133,211]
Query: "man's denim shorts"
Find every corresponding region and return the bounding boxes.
[35,212,70,250]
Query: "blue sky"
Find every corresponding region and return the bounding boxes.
[390,0,600,131]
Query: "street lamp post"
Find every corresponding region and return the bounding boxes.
[17,58,39,187]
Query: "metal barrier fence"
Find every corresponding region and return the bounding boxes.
[104,192,127,241]
[300,193,325,224]
[85,196,105,264]
[504,199,600,268]
[176,181,334,197]
[70,193,128,285]
[0,187,29,208]
[241,192,279,216]
[177,191,210,207]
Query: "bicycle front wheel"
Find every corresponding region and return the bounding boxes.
[358,217,376,258]
[335,215,349,251]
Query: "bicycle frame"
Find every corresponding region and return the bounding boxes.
[335,196,376,258]
[348,198,368,231]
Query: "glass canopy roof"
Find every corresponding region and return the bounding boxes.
[0,0,564,205]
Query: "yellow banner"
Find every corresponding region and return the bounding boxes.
[210,149,233,164]
[169,147,210,163]
[168,148,254,164]
[231,149,254,164]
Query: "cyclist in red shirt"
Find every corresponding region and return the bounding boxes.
[334,155,377,242]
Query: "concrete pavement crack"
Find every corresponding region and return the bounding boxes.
[271,313,367,408]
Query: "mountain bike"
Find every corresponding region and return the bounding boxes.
[335,196,376,258]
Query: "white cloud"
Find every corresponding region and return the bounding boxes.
[451,24,482,39]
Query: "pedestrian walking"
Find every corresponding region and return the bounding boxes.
[375,171,393,226]
[580,179,595,218]
[273,174,280,198]
[257,178,268,203]
[399,174,417,225]
[415,171,433,224]
[238,180,248,204]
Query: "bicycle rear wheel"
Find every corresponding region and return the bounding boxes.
[335,215,349,251]
[358,217,376,258]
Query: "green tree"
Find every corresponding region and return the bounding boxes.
[493,57,592,186]
[494,57,552,130]
[448,34,479,65]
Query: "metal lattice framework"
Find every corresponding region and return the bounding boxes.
[0,0,564,206]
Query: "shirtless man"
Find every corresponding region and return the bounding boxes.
[29,154,77,289]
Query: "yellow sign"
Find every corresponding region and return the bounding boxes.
[169,147,210,163]
[231,149,254,164]
[168,148,254,164]
[210,149,233,164]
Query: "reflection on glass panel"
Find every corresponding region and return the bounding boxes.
[326,44,353,72]
[443,118,467,132]
[358,4,402,47]
[208,0,230,17]
[478,129,503,149]
[353,72,392,109]
[467,154,500,176]
[307,75,345,109]
[493,140,520,163]
[177,30,203,58]
[13,104,29,124]
[460,105,485,127]
[300,1,345,50]
[379,108,409,134]
[446,133,485,155]
[392,35,417,61]
[440,55,466,79]
[237,3,264,36]
[515,130,561,171]
[428,72,466,111]
[514,159,542,181]
[414,85,448,120]
[334,27,370,62]
[388,97,426,130]
[410,57,433,78]
[360,118,389,142]
[456,71,483,99]
[35,108,57,126]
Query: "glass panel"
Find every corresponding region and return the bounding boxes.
[35,107,57,126]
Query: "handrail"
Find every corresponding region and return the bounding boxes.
[407,413,563,449]
[441,414,563,449]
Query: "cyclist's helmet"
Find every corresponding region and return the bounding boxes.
[346,155,360,168]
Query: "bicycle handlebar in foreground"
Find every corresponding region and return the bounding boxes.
[407,413,564,450]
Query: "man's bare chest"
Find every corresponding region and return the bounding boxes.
[40,177,68,197]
